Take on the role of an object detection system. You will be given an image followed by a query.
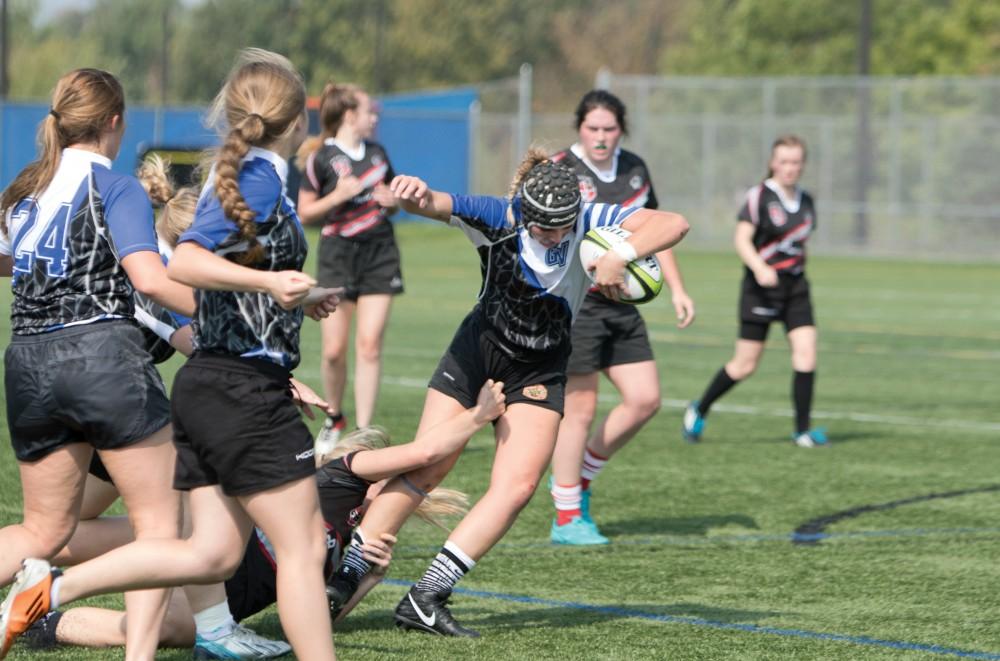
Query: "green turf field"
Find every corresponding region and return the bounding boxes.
[2,223,999,660]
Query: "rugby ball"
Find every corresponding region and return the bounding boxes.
[579,226,663,304]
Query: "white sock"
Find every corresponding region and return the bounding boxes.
[551,481,582,511]
[581,449,609,486]
[49,575,63,610]
[193,599,237,639]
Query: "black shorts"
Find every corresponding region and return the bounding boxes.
[171,353,315,497]
[317,233,404,302]
[4,321,171,462]
[88,454,113,483]
[428,312,568,415]
[566,294,654,375]
[739,273,815,341]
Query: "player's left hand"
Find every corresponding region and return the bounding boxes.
[304,288,341,321]
[671,291,696,329]
[289,378,332,420]
[362,533,398,575]
[589,252,628,302]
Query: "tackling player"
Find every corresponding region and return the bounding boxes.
[20,382,505,655]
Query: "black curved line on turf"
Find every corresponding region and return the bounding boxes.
[792,484,1000,546]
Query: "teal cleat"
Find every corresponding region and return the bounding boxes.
[792,428,828,448]
[550,516,609,546]
[682,401,705,443]
[580,488,594,524]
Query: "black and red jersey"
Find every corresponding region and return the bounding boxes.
[300,139,395,241]
[224,454,371,622]
[737,179,816,276]
[552,145,658,210]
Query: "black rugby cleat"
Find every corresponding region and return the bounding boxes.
[325,567,362,618]
[394,587,480,638]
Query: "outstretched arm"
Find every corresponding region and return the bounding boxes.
[376,175,454,223]
[346,380,506,481]
[168,242,315,309]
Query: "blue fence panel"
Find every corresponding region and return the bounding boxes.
[2,91,476,196]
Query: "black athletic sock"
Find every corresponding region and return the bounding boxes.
[793,370,815,434]
[698,367,738,416]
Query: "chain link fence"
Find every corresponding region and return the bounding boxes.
[471,74,1000,258]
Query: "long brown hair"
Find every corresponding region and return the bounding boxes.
[296,82,363,164]
[136,155,198,248]
[319,426,469,530]
[766,134,807,179]
[207,48,305,265]
[1,68,124,233]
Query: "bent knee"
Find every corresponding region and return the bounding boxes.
[726,360,758,381]
[190,544,244,582]
[630,395,661,421]
[492,478,540,512]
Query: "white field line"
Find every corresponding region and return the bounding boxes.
[380,375,1000,434]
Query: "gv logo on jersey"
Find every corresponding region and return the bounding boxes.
[545,240,570,267]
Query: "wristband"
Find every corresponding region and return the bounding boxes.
[612,241,638,262]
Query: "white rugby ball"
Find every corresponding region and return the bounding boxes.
[579,226,663,304]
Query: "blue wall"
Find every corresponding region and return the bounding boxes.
[1,89,477,196]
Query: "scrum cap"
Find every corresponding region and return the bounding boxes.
[520,161,581,229]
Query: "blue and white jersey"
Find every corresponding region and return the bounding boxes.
[179,147,307,369]
[448,194,639,356]
[1,148,159,335]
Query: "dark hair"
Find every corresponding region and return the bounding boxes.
[574,89,628,135]
[1,68,125,232]
[765,134,807,179]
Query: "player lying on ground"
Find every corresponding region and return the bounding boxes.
[11,382,505,654]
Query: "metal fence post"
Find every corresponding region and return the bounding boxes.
[516,63,532,159]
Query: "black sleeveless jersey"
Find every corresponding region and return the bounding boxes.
[301,139,395,242]
[225,454,371,622]
[737,179,816,276]
[552,145,658,210]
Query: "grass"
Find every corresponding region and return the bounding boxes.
[2,222,999,660]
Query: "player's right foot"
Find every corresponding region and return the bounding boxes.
[682,401,705,443]
[193,624,291,659]
[315,414,347,458]
[793,428,828,448]
[550,516,609,545]
[394,586,480,637]
[325,566,362,618]
[0,558,60,659]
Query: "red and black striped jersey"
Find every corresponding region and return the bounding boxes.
[738,179,816,275]
[552,145,658,210]
[300,139,395,241]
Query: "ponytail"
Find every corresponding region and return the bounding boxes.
[136,154,198,248]
[215,115,267,265]
[1,68,125,232]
